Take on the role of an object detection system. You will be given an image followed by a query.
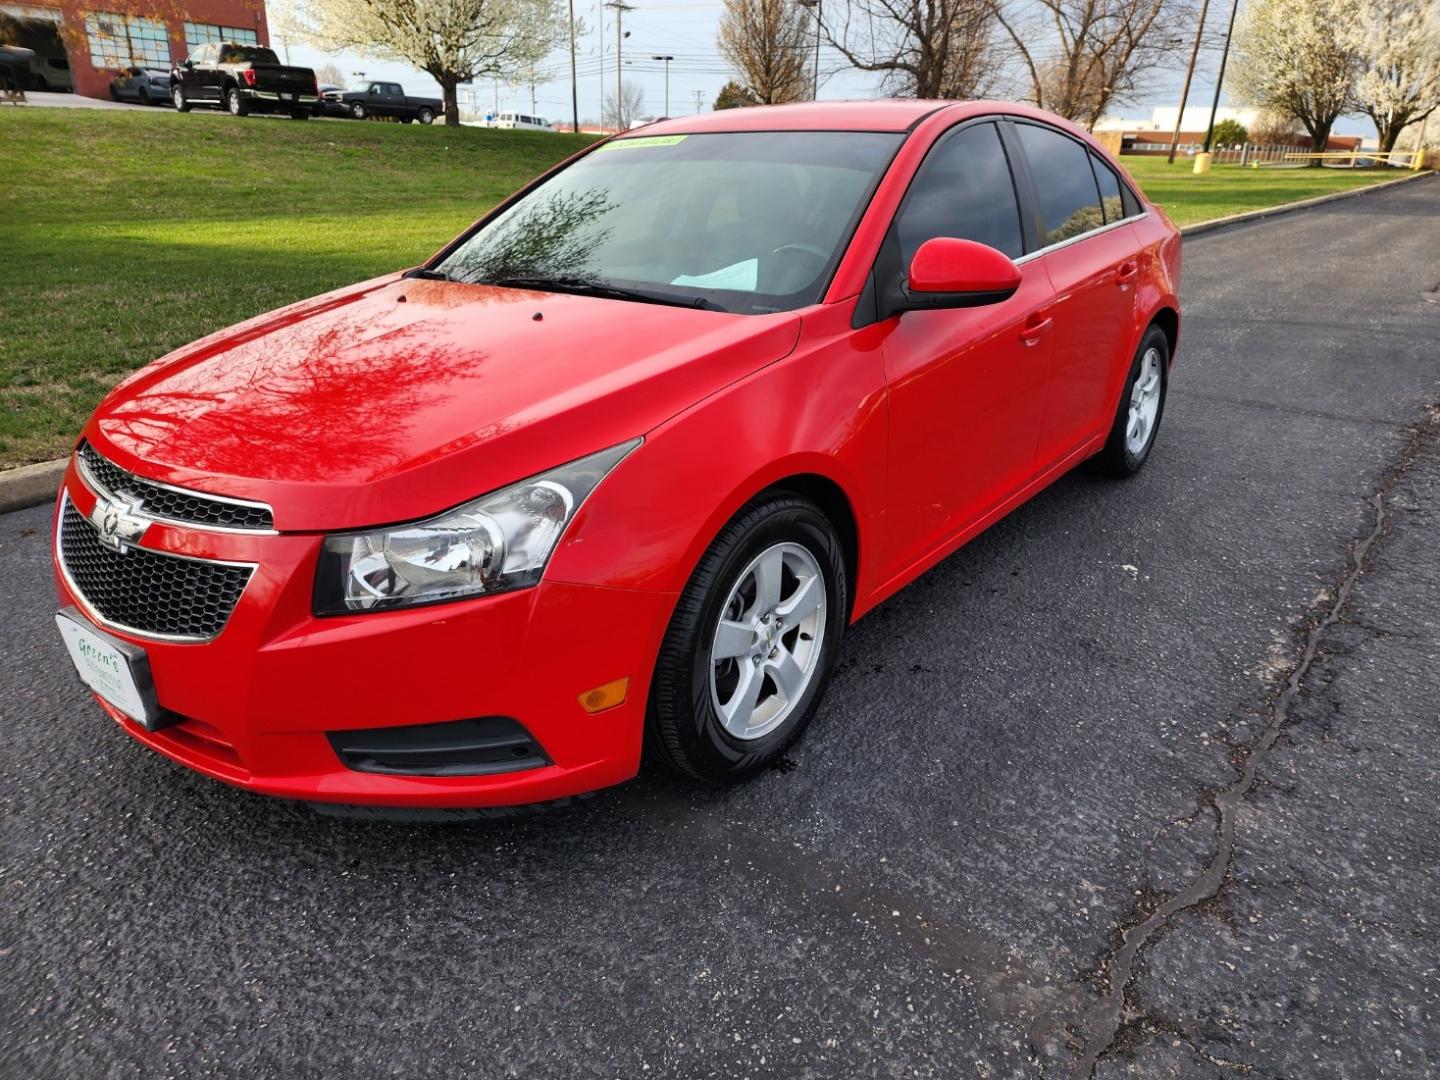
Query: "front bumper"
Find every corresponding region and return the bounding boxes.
[53,466,674,807]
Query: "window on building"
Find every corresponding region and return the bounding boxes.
[86,14,171,69]
[183,22,259,54]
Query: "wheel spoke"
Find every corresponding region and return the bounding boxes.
[712,619,754,660]
[1126,412,1142,442]
[768,650,807,704]
[751,547,784,614]
[777,574,823,622]
[720,662,764,732]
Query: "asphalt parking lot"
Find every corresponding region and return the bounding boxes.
[2,176,1438,1079]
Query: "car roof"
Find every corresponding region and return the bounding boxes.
[632,99,1091,139]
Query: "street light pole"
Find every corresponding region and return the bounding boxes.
[652,54,673,116]
[1203,0,1241,153]
[797,0,822,99]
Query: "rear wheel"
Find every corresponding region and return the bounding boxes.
[226,87,250,116]
[171,85,190,112]
[417,107,435,124]
[290,108,310,119]
[1093,324,1169,476]
[646,493,847,782]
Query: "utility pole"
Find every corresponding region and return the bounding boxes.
[568,0,579,132]
[1203,0,1241,152]
[652,54,673,116]
[1166,0,1210,164]
[692,88,704,114]
[605,0,633,130]
[797,0,821,99]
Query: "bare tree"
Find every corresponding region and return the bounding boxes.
[603,79,646,129]
[291,0,564,125]
[718,0,812,103]
[1349,0,1440,152]
[822,0,998,99]
[1248,109,1303,145]
[991,0,1183,128]
[1231,0,1359,162]
[313,61,347,86]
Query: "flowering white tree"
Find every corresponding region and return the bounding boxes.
[1349,0,1440,152]
[291,0,564,126]
[1231,0,1359,163]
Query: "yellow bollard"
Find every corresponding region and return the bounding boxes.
[1193,152,1213,175]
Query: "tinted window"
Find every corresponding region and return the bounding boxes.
[894,123,1024,263]
[220,45,279,64]
[1015,123,1105,245]
[1089,152,1128,223]
[438,131,902,315]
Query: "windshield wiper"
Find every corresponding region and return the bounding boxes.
[484,274,721,311]
[404,267,453,281]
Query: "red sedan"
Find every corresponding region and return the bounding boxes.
[53,100,1181,808]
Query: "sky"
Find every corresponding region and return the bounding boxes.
[267,0,1375,136]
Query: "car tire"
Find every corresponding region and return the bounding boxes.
[418,108,435,125]
[646,492,847,783]
[138,88,149,106]
[109,84,120,101]
[172,85,191,112]
[290,108,310,119]
[350,102,366,120]
[227,87,250,116]
[1092,323,1170,477]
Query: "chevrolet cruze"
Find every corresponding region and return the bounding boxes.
[54,100,1181,808]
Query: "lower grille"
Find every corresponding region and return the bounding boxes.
[327,716,550,777]
[58,499,254,640]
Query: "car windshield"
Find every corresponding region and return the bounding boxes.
[435,131,902,315]
[222,46,279,64]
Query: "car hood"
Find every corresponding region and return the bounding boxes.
[86,276,801,531]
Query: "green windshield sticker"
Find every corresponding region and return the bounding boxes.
[598,134,688,152]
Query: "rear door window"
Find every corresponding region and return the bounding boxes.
[1014,123,1105,246]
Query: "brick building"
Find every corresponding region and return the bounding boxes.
[1,0,269,99]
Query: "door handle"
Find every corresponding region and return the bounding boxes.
[1116,261,1139,285]
[1019,314,1053,346]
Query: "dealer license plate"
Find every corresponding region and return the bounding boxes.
[56,609,158,729]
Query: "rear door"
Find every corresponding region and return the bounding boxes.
[1006,120,1141,471]
[877,120,1058,573]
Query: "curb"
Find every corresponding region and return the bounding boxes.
[0,457,66,516]
[0,171,1432,517]
[1179,168,1435,237]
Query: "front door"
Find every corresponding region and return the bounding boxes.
[879,121,1057,577]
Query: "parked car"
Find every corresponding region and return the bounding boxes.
[53,100,1180,810]
[341,80,440,124]
[29,50,72,91]
[110,66,170,106]
[170,41,318,119]
[488,111,554,132]
[315,83,348,117]
[0,45,34,92]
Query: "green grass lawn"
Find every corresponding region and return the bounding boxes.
[1118,156,1400,226]
[0,109,1411,466]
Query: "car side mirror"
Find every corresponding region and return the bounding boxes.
[183,59,194,69]
[897,237,1022,314]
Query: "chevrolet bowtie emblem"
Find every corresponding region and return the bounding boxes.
[89,494,150,553]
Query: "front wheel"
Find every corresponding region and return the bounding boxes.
[1093,324,1169,476]
[350,102,366,120]
[226,87,250,116]
[417,107,435,124]
[171,85,190,112]
[646,493,847,782]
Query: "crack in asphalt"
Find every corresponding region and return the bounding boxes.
[1058,406,1440,1079]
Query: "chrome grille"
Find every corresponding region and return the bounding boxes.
[58,499,254,640]
[77,441,274,532]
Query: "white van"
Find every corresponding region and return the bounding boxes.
[489,111,553,132]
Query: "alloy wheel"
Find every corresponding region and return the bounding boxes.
[1125,346,1162,455]
[709,542,826,741]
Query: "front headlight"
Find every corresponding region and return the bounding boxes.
[313,439,639,615]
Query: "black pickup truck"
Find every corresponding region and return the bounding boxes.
[340,81,441,124]
[171,42,318,119]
